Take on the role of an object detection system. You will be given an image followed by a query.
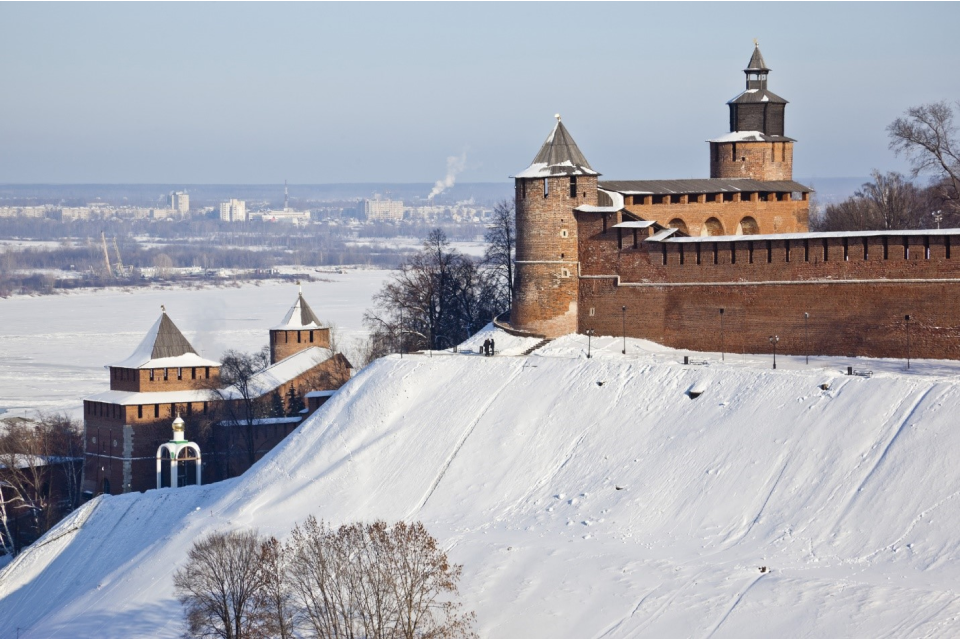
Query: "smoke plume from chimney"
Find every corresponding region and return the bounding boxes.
[427,152,467,200]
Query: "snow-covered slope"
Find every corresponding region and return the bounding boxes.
[4,335,960,637]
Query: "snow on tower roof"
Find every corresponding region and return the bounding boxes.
[272,291,323,331]
[111,310,220,369]
[512,116,599,179]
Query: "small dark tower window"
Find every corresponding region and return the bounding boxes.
[570,175,578,198]
[543,178,549,198]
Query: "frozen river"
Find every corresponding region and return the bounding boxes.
[0,268,392,419]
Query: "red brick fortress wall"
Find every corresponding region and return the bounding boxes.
[577,212,960,360]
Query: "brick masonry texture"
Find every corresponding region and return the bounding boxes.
[710,141,794,181]
[576,210,960,360]
[622,193,808,237]
[511,175,597,337]
[270,327,331,363]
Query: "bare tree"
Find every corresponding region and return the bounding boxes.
[0,414,82,554]
[253,536,296,639]
[364,229,500,359]
[812,171,932,232]
[211,347,271,468]
[174,529,268,639]
[888,101,960,218]
[287,516,477,639]
[483,199,515,312]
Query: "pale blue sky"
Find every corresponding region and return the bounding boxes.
[2,2,958,184]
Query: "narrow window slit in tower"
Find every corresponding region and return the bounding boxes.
[662,244,667,265]
[863,238,869,260]
[883,237,889,260]
[843,238,849,261]
[766,240,773,264]
[785,240,791,263]
[823,238,829,261]
[804,239,810,262]
[569,175,577,198]
[904,237,910,259]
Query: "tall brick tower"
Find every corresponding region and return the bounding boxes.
[709,43,794,181]
[269,287,331,364]
[511,116,598,338]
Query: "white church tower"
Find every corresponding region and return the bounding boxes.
[156,414,202,489]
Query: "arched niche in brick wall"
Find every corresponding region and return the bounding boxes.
[668,218,689,234]
[701,218,725,237]
[737,216,760,235]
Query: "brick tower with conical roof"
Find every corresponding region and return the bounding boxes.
[709,43,795,181]
[511,116,598,338]
[269,287,331,364]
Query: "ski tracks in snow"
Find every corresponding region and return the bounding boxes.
[831,385,938,535]
[701,572,767,639]
[407,362,524,518]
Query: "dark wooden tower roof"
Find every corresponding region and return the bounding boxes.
[724,42,789,137]
[513,117,599,179]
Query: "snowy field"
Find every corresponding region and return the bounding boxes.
[4,330,960,637]
[0,269,392,419]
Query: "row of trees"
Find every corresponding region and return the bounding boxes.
[174,519,476,639]
[361,201,515,359]
[814,101,960,232]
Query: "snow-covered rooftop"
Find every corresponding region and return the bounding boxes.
[272,292,324,331]
[574,189,625,214]
[612,221,656,229]
[512,118,598,179]
[110,312,219,370]
[220,347,335,400]
[708,130,794,143]
[83,388,216,406]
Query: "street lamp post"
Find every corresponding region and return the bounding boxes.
[719,308,725,362]
[621,306,627,355]
[905,314,911,370]
[769,335,779,369]
[804,312,809,365]
[586,328,595,358]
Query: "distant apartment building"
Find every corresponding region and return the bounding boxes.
[170,191,190,214]
[220,199,247,222]
[0,205,54,219]
[360,197,404,222]
[258,209,311,224]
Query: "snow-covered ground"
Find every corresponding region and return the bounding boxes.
[0,269,392,418]
[3,329,960,637]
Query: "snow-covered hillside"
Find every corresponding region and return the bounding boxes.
[3,333,960,637]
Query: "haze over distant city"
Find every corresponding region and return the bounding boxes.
[2,2,959,184]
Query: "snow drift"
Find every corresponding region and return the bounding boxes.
[3,333,960,637]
